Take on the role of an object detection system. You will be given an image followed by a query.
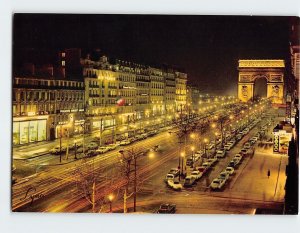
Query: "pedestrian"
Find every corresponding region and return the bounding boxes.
[267,169,270,179]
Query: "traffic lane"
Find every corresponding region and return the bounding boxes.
[11,131,183,211]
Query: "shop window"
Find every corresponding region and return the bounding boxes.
[37,120,46,141]
[29,121,38,142]
[19,121,29,144]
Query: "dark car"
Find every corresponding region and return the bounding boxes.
[157,204,176,214]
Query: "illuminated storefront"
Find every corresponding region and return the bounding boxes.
[13,119,47,145]
[273,122,293,153]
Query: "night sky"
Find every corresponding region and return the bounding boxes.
[13,14,293,94]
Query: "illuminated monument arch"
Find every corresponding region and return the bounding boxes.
[238,59,285,104]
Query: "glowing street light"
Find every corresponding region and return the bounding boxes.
[108,194,114,213]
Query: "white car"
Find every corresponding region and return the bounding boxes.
[230,139,236,146]
[218,171,229,181]
[207,157,218,166]
[169,168,180,177]
[210,178,225,190]
[106,144,120,151]
[120,139,131,145]
[243,142,251,150]
[164,174,175,183]
[50,145,66,154]
[96,147,109,154]
[234,154,243,161]
[190,170,202,180]
[167,180,182,191]
[224,167,235,175]
[216,150,226,158]
[207,143,215,150]
[224,144,232,151]
[202,162,211,169]
[251,137,258,142]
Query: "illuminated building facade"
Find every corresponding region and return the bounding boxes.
[12,77,85,145]
[13,51,188,145]
[175,71,187,112]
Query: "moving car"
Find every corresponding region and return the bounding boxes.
[157,204,176,214]
[210,178,225,190]
[167,180,182,191]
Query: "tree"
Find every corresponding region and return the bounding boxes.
[117,147,150,213]
[72,157,109,213]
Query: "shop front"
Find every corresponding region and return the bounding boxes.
[13,116,48,145]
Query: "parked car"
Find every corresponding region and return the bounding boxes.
[183,176,196,187]
[86,150,98,157]
[210,178,225,190]
[157,204,176,214]
[196,166,208,176]
[164,174,175,183]
[134,135,144,141]
[234,153,243,161]
[202,162,211,170]
[228,159,238,168]
[224,166,235,175]
[169,168,180,177]
[96,146,109,154]
[50,146,66,154]
[106,144,120,151]
[216,150,226,158]
[243,142,251,150]
[207,157,218,166]
[207,143,215,150]
[186,158,194,167]
[230,139,236,146]
[120,139,131,145]
[190,170,202,180]
[224,143,232,151]
[218,171,229,181]
[167,180,182,191]
[141,133,148,139]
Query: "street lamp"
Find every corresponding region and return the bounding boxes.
[108,194,114,213]
[180,152,185,178]
[191,146,195,167]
